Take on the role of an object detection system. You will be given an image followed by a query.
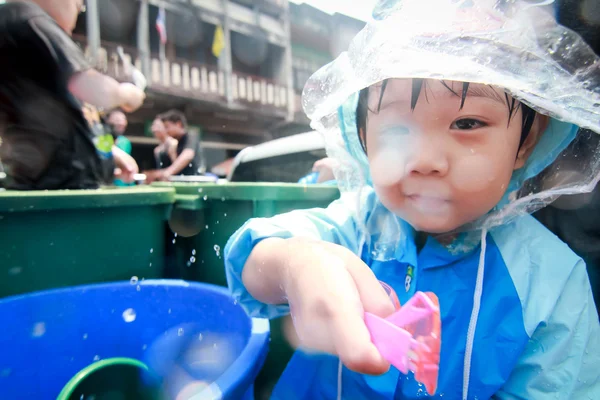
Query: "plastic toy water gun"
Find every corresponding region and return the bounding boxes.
[365,282,441,395]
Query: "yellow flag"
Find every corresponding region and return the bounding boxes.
[212,25,225,58]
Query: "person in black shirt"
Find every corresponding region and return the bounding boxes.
[150,116,177,170]
[145,110,205,182]
[0,0,145,190]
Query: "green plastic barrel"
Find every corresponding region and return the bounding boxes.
[154,182,340,400]
[0,187,175,298]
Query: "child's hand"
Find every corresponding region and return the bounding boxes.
[246,238,395,375]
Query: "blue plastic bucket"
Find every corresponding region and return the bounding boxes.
[0,280,269,399]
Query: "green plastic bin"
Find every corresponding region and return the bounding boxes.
[0,187,175,298]
[155,182,340,400]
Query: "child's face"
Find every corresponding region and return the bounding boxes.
[364,79,541,234]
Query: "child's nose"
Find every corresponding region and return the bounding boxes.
[405,139,449,176]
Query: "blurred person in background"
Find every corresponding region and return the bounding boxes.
[0,0,144,190]
[298,157,339,185]
[151,116,177,170]
[144,110,204,182]
[82,103,139,185]
[106,109,135,186]
[107,110,132,155]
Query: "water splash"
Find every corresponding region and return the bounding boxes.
[31,322,46,338]
[122,308,137,323]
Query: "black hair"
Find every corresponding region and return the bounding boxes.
[160,109,188,129]
[356,79,537,153]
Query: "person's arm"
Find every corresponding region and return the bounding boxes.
[167,139,179,162]
[225,194,395,375]
[69,72,144,113]
[112,145,139,183]
[26,15,145,113]
[163,148,195,177]
[495,260,600,399]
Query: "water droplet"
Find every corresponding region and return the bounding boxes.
[93,355,100,361]
[32,322,46,338]
[190,256,196,263]
[130,276,138,285]
[224,213,227,217]
[80,395,84,400]
[221,197,225,202]
[203,195,208,201]
[122,308,137,323]
[142,344,147,350]
[8,266,22,276]
[198,188,203,193]
[0,368,11,378]
[50,242,54,246]
[136,285,141,292]
[174,233,178,237]
[149,262,152,267]
[205,225,209,229]
[178,328,184,336]
[83,333,88,340]
[150,248,154,253]
[172,239,176,244]
[214,244,221,257]
[192,249,196,255]
[216,220,220,224]
[198,333,203,341]
[168,308,172,314]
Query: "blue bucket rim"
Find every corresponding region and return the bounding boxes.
[0,279,270,399]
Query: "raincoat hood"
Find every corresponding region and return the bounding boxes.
[302,0,600,259]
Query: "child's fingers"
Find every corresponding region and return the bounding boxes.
[345,258,395,318]
[331,302,391,375]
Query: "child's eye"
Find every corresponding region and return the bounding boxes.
[451,118,487,130]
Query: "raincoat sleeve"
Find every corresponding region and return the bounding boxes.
[495,259,600,399]
[224,194,362,319]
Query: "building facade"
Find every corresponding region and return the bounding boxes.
[74,0,363,171]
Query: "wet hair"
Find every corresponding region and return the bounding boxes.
[160,109,188,129]
[356,79,537,153]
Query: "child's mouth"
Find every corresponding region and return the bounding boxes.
[406,194,451,214]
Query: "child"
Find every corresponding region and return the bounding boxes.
[225,0,600,398]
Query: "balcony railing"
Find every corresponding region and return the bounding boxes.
[73,35,288,115]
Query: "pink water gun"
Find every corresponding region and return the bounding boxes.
[365,282,441,395]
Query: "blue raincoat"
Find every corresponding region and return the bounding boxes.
[224,93,600,398]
